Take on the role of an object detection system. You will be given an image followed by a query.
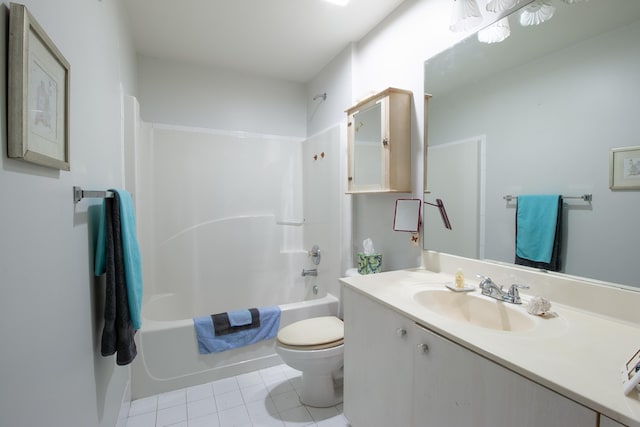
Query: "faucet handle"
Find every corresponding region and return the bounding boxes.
[476,275,492,288]
[508,284,530,303]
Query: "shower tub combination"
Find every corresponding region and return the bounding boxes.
[127,118,343,399]
[130,215,339,399]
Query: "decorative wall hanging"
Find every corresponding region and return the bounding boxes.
[609,146,640,190]
[8,3,71,170]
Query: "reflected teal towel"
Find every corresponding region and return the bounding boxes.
[515,194,561,264]
[194,306,281,354]
[95,189,143,330]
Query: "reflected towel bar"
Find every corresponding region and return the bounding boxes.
[503,194,592,202]
[73,186,114,204]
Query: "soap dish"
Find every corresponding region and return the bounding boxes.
[445,283,475,292]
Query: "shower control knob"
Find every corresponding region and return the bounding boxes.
[308,245,321,265]
[396,328,407,337]
[417,343,429,354]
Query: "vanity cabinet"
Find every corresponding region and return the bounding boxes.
[411,322,597,427]
[343,287,600,427]
[346,87,412,193]
[343,286,413,426]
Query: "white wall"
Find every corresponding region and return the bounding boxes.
[308,0,473,271]
[0,0,138,426]
[134,0,485,275]
[137,55,307,138]
[306,45,354,137]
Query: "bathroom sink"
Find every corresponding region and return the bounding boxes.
[413,290,536,332]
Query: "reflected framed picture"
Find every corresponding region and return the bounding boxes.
[8,3,70,171]
[609,146,640,190]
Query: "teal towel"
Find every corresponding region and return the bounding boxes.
[95,189,143,330]
[515,194,561,264]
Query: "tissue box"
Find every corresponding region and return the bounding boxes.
[357,253,382,274]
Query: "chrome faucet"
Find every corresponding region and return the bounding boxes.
[477,275,529,304]
[301,268,318,277]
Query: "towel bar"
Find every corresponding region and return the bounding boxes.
[73,186,114,204]
[503,194,592,202]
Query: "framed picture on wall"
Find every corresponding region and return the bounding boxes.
[7,2,70,171]
[609,146,640,190]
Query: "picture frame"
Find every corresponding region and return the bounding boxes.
[8,3,70,171]
[609,146,640,190]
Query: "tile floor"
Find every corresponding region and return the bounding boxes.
[124,364,350,427]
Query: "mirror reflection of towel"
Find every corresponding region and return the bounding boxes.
[515,194,562,272]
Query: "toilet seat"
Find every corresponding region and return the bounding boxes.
[276,316,344,350]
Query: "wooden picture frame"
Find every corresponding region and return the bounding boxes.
[8,3,70,170]
[609,146,640,190]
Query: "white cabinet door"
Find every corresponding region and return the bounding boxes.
[343,287,413,427]
[599,415,627,427]
[411,323,597,427]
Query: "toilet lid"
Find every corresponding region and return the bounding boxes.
[276,316,344,347]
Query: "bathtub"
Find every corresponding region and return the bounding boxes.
[131,293,339,399]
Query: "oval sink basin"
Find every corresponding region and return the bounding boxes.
[413,290,536,332]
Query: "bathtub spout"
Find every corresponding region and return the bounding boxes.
[302,268,318,277]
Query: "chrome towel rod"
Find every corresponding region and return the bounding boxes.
[73,186,114,204]
[503,194,592,202]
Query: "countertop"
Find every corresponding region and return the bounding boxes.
[340,268,640,427]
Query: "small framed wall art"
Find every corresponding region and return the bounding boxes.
[609,146,640,191]
[8,3,70,171]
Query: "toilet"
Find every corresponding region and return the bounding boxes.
[275,316,344,407]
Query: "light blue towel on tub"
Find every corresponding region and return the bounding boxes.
[194,306,281,354]
[227,309,253,327]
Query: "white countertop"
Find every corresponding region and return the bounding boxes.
[340,268,640,427]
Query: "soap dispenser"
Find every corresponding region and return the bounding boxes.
[454,269,465,288]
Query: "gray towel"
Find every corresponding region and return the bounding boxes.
[101,194,137,365]
[212,308,260,336]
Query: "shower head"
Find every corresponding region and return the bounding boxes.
[313,92,327,101]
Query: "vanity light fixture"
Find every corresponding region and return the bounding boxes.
[519,0,555,26]
[485,0,523,13]
[478,16,511,43]
[424,198,452,230]
[450,0,483,32]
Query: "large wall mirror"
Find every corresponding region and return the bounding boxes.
[423,0,640,289]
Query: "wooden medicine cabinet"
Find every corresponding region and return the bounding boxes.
[346,87,412,193]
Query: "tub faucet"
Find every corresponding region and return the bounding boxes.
[302,268,318,277]
[477,275,529,304]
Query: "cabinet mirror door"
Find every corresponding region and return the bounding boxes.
[352,101,383,188]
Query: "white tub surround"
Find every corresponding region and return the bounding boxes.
[340,252,640,427]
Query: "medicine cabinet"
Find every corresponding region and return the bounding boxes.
[346,87,412,193]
